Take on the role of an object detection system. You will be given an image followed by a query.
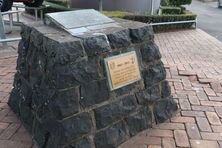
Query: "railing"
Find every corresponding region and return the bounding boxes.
[1,10,24,33]
[149,19,197,28]
[12,3,49,21]
[0,11,22,45]
[0,4,49,45]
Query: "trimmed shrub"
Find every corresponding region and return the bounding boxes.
[124,12,196,32]
[160,6,181,14]
[103,10,197,32]
[26,1,76,17]
[43,1,75,13]
[46,0,69,7]
[180,6,186,13]
[161,0,168,6]
[168,0,192,6]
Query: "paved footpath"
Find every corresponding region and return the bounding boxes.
[1,29,222,148]
[187,0,222,42]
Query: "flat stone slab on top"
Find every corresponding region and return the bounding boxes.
[45,9,117,36]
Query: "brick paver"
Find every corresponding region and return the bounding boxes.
[1,29,222,147]
[0,57,34,148]
[120,29,222,147]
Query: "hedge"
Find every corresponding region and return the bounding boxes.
[46,0,69,7]
[168,0,192,6]
[43,1,75,13]
[160,6,182,14]
[103,10,197,32]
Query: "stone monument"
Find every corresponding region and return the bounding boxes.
[8,9,177,148]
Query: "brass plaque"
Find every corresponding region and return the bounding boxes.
[104,51,141,90]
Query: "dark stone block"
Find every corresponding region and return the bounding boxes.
[35,105,55,129]
[107,29,131,49]
[8,73,24,113]
[20,23,32,40]
[154,98,178,123]
[83,35,111,56]
[95,121,128,148]
[31,77,56,111]
[33,119,49,148]
[94,95,137,129]
[19,78,32,104]
[43,34,85,66]
[27,43,46,88]
[19,101,34,132]
[26,43,37,71]
[8,88,21,114]
[140,42,161,63]
[126,107,152,136]
[129,25,154,43]
[29,52,47,88]
[49,87,80,119]
[18,38,29,57]
[16,39,30,78]
[30,27,44,48]
[112,80,143,98]
[45,135,61,148]
[65,137,92,148]
[55,112,93,144]
[29,70,43,89]
[161,80,171,98]
[48,59,101,89]
[9,75,32,106]
[143,62,166,87]
[80,79,109,108]
[136,84,161,104]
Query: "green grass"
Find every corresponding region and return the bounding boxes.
[101,10,196,18]
[101,11,134,18]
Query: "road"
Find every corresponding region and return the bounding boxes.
[187,0,222,41]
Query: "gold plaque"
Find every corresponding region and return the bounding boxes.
[104,51,141,90]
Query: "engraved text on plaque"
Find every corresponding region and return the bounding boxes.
[104,51,141,90]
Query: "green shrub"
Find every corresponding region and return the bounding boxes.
[160,6,181,14]
[161,0,168,6]
[104,10,197,32]
[180,6,186,13]
[27,1,76,17]
[46,0,69,7]
[43,1,75,13]
[168,0,192,6]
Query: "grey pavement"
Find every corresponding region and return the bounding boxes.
[0,10,36,58]
[0,25,20,58]
[187,0,222,41]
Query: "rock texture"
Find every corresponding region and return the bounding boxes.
[8,18,177,148]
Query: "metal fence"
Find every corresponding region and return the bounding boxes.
[0,4,48,45]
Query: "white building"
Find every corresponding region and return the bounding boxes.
[70,0,161,14]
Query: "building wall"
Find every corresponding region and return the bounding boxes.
[70,0,161,14]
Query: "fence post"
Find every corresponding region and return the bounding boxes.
[151,0,154,15]
[99,0,103,11]
[0,12,7,46]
